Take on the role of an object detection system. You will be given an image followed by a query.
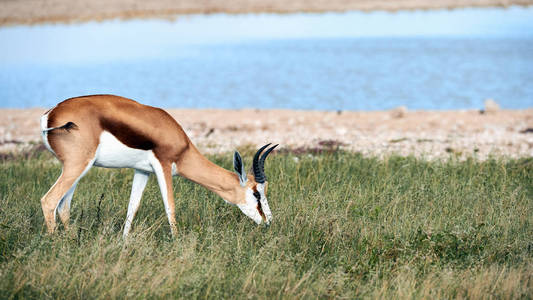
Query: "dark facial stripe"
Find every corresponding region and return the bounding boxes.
[252,186,266,221]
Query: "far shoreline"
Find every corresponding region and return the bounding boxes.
[1,107,531,160]
[1,0,532,26]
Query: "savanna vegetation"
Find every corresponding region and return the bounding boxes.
[0,148,531,299]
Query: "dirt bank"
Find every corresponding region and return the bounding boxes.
[1,108,532,160]
[1,0,532,26]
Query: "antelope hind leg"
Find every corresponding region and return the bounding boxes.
[56,181,78,230]
[41,159,94,233]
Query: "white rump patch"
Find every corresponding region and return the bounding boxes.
[40,113,55,155]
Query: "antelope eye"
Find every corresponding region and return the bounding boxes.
[253,191,261,200]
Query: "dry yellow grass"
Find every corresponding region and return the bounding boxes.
[1,151,532,298]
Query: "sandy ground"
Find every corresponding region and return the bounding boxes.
[1,107,532,160]
[1,0,532,26]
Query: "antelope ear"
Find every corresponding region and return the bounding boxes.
[233,151,247,187]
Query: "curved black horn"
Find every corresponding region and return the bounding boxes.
[253,144,271,183]
[260,144,278,181]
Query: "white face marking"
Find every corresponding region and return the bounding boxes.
[236,184,272,225]
[237,188,263,224]
[256,184,273,224]
[94,131,154,173]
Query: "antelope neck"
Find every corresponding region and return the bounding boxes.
[176,146,242,204]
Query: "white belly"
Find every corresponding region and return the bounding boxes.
[94,131,154,173]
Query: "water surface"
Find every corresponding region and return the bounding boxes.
[1,7,532,109]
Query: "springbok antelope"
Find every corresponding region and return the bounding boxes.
[40,94,277,237]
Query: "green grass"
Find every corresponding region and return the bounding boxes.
[0,150,532,299]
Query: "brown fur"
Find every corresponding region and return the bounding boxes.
[47,95,189,159]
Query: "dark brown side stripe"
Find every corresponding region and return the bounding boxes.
[100,117,155,150]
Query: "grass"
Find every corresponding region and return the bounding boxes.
[0,149,532,299]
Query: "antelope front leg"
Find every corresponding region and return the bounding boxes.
[149,155,177,236]
[123,170,150,238]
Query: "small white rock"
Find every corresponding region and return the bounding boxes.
[391,106,408,118]
[336,127,347,136]
[484,99,500,113]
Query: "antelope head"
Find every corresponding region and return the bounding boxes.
[233,144,278,225]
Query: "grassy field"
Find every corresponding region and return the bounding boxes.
[0,149,531,299]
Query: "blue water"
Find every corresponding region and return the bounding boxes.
[1,8,532,109]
